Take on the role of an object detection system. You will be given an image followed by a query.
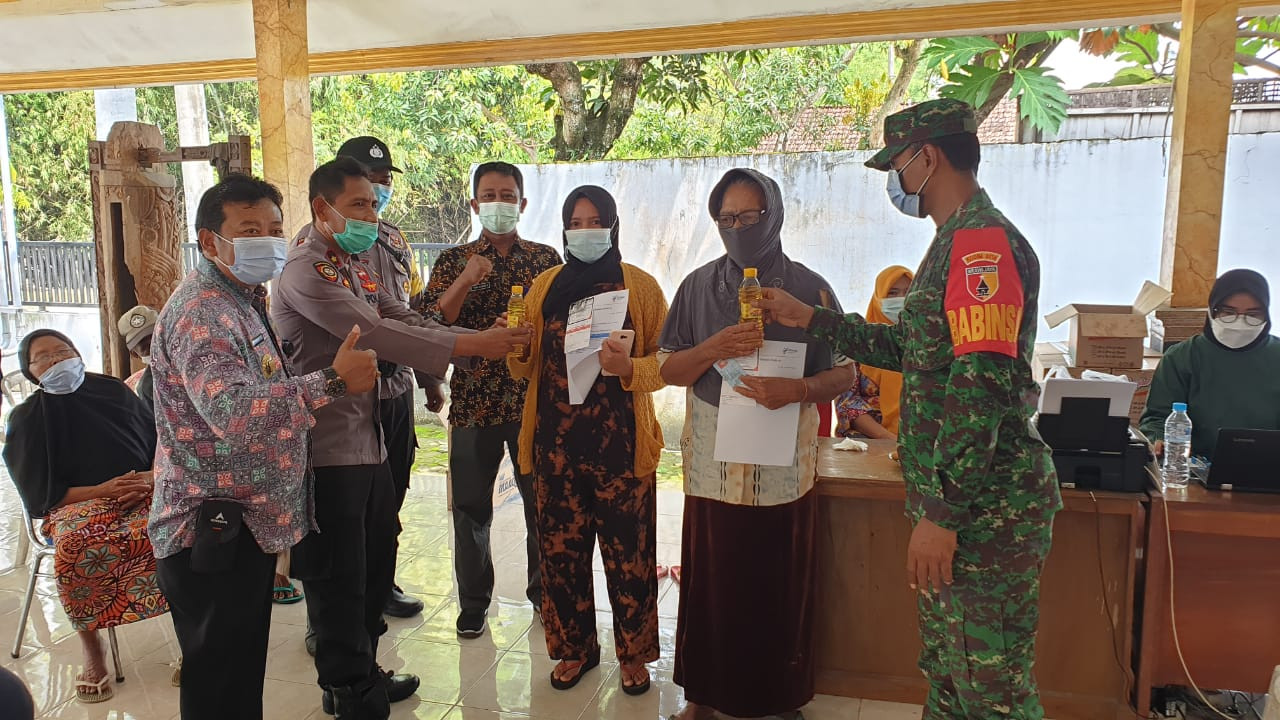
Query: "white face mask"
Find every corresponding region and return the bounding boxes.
[564,228,613,264]
[880,297,906,324]
[477,202,520,235]
[1210,315,1266,349]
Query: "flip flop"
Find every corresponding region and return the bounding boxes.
[670,566,682,585]
[656,565,670,580]
[272,582,304,604]
[621,666,651,696]
[549,650,600,691]
[76,673,113,704]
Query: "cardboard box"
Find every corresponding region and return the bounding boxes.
[1044,282,1172,369]
[1033,341,1071,379]
[1149,308,1206,353]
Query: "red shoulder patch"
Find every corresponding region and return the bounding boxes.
[314,262,340,283]
[944,227,1024,358]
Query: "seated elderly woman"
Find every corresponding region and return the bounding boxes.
[3,330,168,704]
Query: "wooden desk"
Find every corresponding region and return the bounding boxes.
[1135,483,1280,715]
[813,438,1146,720]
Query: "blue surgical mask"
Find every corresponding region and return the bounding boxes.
[325,201,379,255]
[880,297,906,324]
[40,357,85,395]
[564,228,613,264]
[886,148,932,219]
[373,184,394,214]
[215,233,287,285]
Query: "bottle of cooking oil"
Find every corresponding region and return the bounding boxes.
[739,268,763,330]
[507,285,525,355]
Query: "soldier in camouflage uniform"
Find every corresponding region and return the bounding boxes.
[759,99,1061,719]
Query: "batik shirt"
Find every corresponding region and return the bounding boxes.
[423,237,562,428]
[149,261,336,559]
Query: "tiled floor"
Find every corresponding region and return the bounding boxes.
[0,471,925,720]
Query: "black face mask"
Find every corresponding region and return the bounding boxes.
[719,223,774,270]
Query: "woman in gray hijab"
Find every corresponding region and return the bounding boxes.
[659,169,854,720]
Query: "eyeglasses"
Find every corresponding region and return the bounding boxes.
[715,209,767,229]
[30,348,77,367]
[1213,309,1267,327]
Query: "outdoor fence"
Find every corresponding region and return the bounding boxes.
[18,241,455,307]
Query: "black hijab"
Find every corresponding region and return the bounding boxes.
[1205,269,1271,352]
[17,329,74,384]
[3,331,156,517]
[542,185,624,319]
[659,168,843,406]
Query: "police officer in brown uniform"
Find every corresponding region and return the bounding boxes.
[334,136,431,619]
[273,156,531,719]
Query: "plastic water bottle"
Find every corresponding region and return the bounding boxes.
[1162,402,1192,489]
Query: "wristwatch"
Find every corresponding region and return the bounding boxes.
[322,366,347,398]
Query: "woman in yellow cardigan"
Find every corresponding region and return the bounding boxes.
[508,185,668,696]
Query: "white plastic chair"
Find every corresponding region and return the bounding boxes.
[10,501,124,683]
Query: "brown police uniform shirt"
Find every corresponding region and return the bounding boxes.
[272,225,470,468]
[292,220,424,401]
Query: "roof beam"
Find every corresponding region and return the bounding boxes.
[0,0,1239,93]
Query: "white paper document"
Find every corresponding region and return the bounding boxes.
[1038,377,1136,418]
[714,341,807,466]
[565,289,630,405]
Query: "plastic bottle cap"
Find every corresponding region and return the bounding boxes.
[744,268,757,278]
[1172,402,1187,413]
[512,285,523,294]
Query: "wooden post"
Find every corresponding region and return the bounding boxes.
[252,0,314,232]
[1160,0,1239,307]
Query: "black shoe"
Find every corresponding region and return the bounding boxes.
[305,626,317,657]
[383,586,425,618]
[456,608,487,638]
[322,669,418,715]
[325,681,389,720]
[381,668,419,703]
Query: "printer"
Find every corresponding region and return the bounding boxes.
[1036,376,1152,493]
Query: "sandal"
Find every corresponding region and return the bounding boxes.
[171,659,182,687]
[656,565,670,580]
[621,665,651,696]
[272,582,304,604]
[549,650,600,691]
[76,673,114,704]
[670,566,682,585]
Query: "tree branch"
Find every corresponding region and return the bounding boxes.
[1237,52,1280,75]
[525,62,587,151]
[601,57,650,150]
[974,38,1063,125]
[1238,30,1280,42]
[477,104,540,163]
[870,40,925,147]
[777,45,860,151]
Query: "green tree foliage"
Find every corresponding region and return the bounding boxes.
[3,42,914,244]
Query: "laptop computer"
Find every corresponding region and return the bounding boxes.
[1198,428,1280,493]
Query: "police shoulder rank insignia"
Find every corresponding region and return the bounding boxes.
[944,227,1023,359]
[402,280,411,295]
[355,267,378,293]
[261,354,278,378]
[315,262,340,283]
[390,232,407,250]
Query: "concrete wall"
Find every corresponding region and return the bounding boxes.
[501,132,1280,344]
[490,134,1280,439]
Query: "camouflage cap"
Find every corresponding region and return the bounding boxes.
[865,98,979,171]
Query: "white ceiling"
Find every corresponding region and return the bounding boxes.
[0,0,983,75]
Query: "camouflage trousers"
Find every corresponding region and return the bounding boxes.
[917,515,1054,720]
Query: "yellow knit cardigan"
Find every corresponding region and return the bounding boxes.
[507,263,669,477]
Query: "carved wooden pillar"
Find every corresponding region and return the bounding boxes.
[89,122,182,378]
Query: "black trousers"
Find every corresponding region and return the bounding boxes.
[379,389,417,512]
[450,422,541,612]
[292,463,398,690]
[157,528,275,720]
